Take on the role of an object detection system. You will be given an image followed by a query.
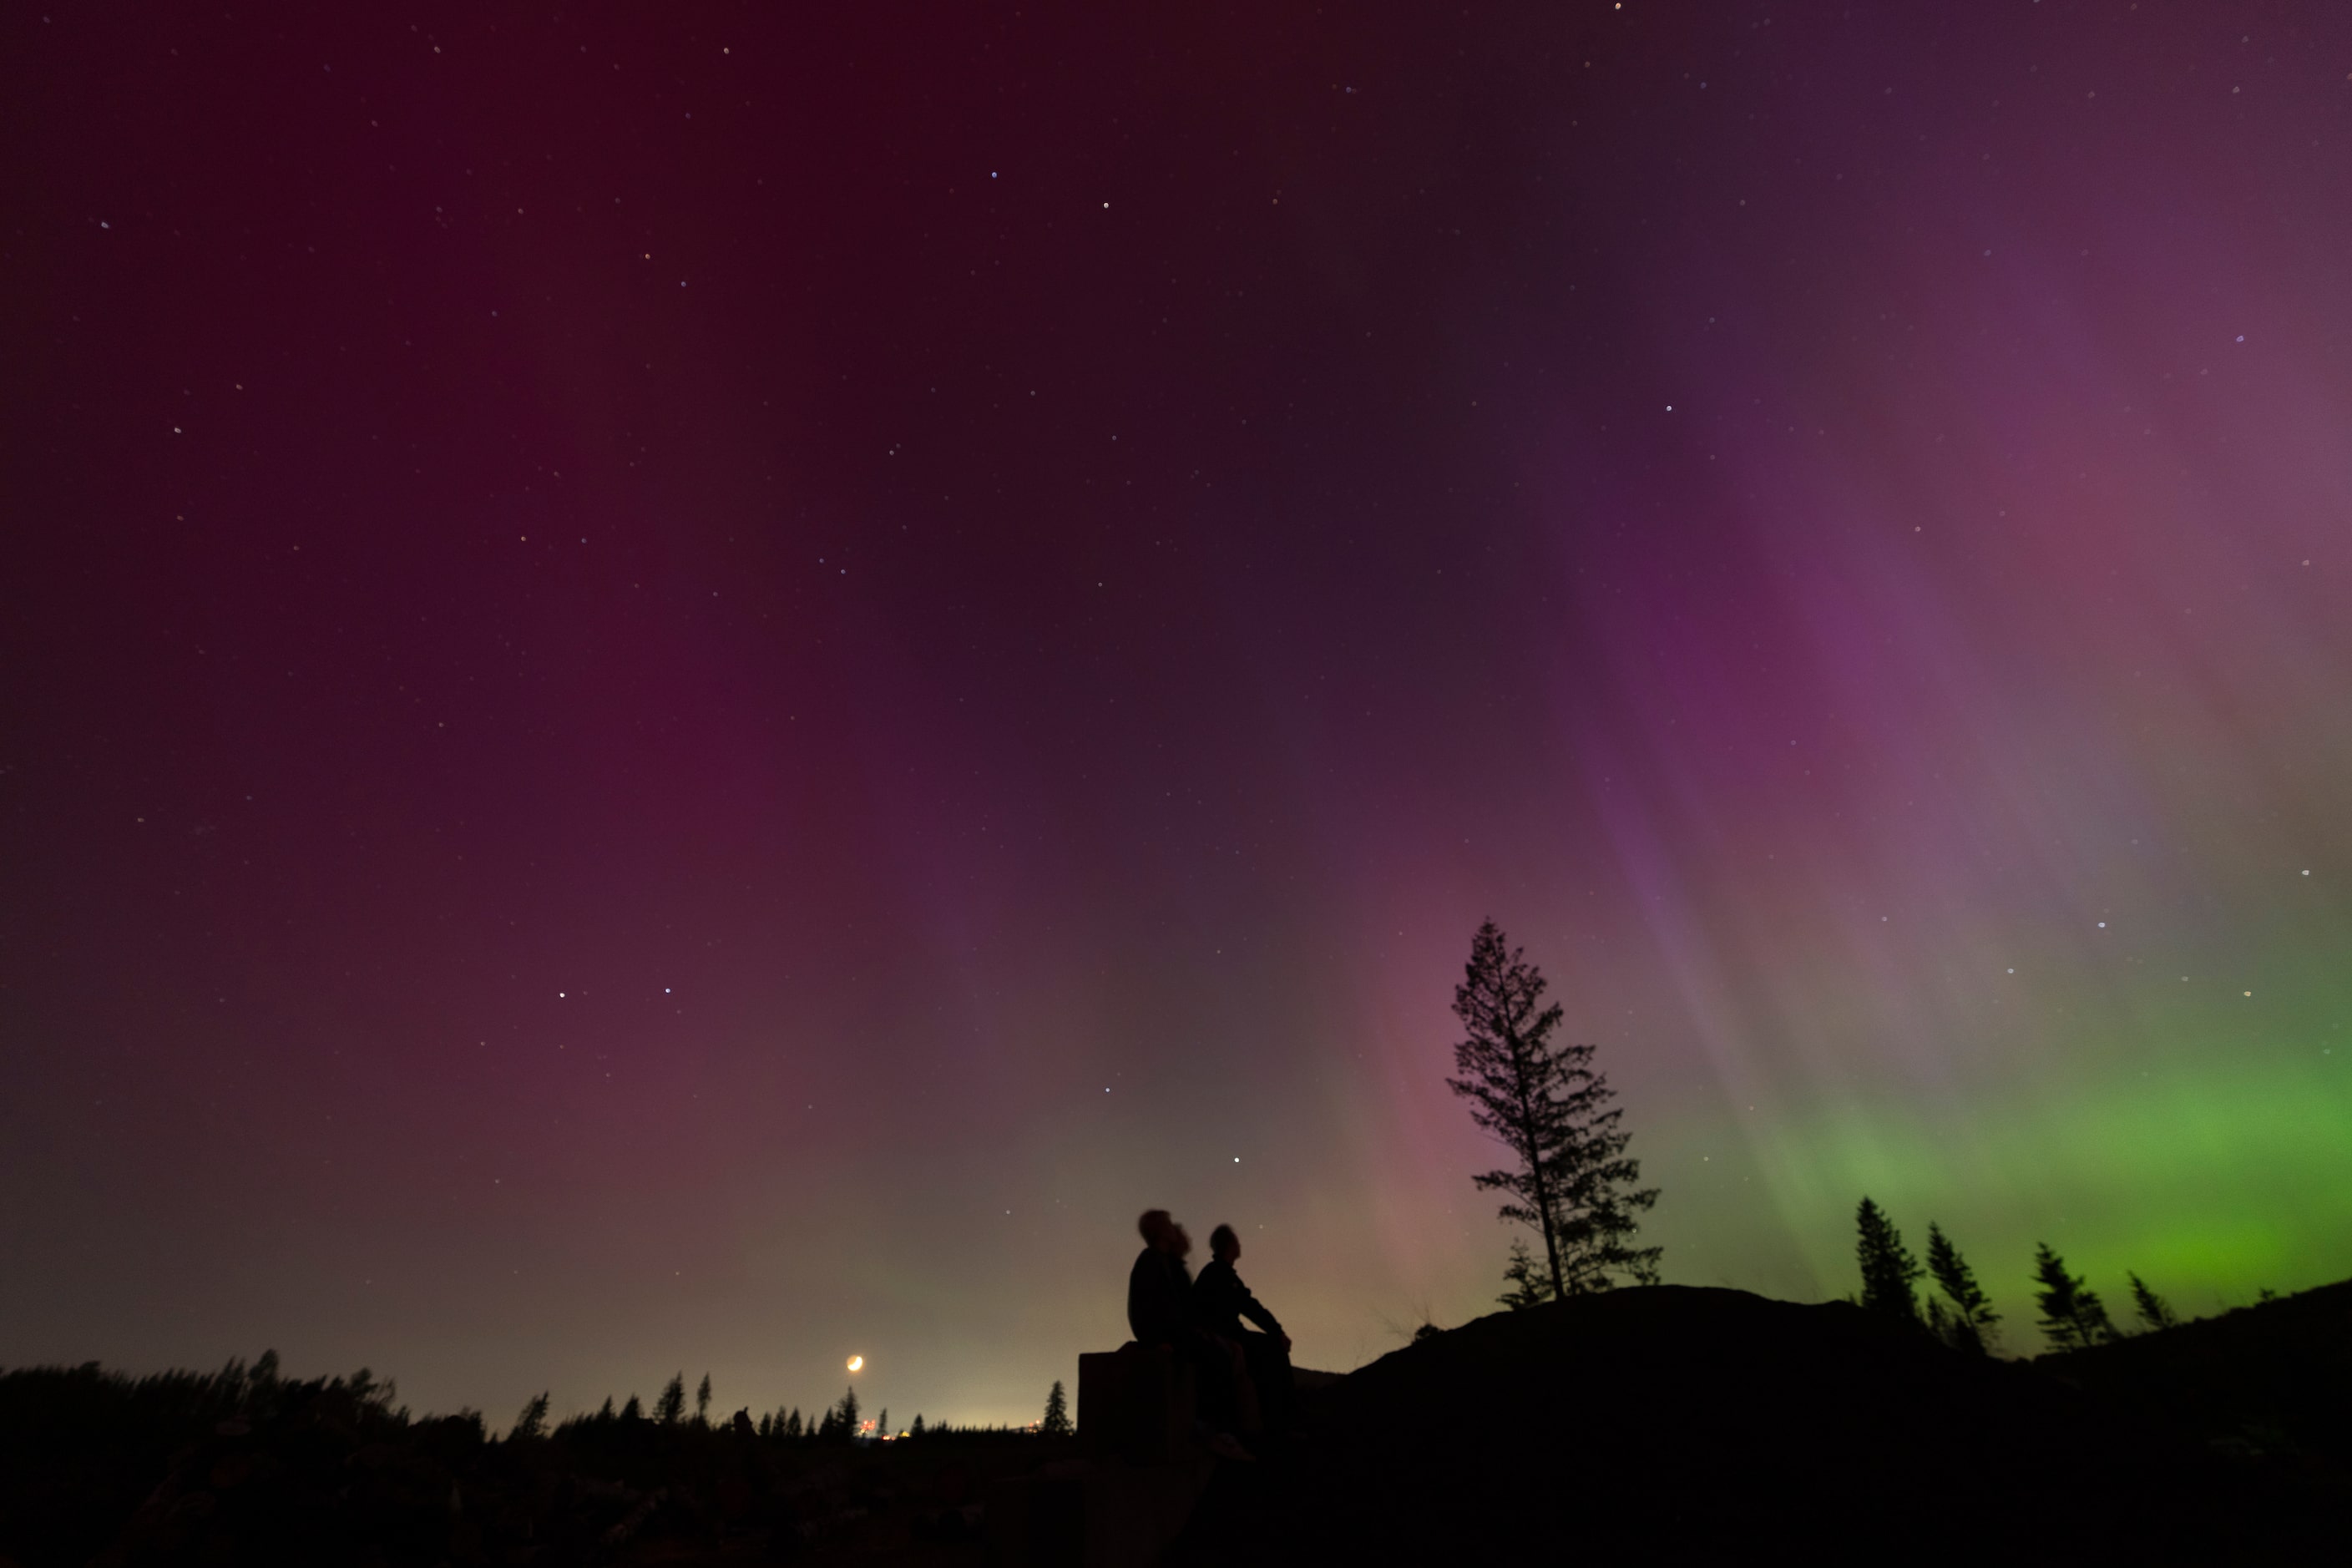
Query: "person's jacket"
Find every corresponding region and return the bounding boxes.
[1192,1257,1282,1341]
[1127,1246,1194,1345]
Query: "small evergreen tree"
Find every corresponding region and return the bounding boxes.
[834,1385,860,1441]
[695,1373,713,1425]
[1042,1379,1073,1436]
[756,1411,773,1439]
[787,1407,802,1439]
[877,1408,888,1439]
[621,1394,644,1421]
[911,1413,925,1437]
[597,1396,615,1421]
[2031,1243,2115,1350]
[1498,1237,1555,1310]
[511,1391,551,1440]
[1854,1197,1923,1327]
[2128,1272,2177,1332]
[1925,1222,2000,1354]
[1445,920,1662,1296]
[345,1368,394,1413]
[654,1373,687,1425]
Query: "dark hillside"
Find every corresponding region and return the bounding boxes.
[2040,1278,2352,1464]
[1176,1286,2349,1565]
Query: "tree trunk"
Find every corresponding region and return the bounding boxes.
[1510,1024,1565,1299]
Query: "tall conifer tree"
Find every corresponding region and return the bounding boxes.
[835,1385,861,1440]
[1445,919,1661,1297]
[2031,1243,2115,1350]
[1042,1379,1073,1436]
[1925,1222,2000,1353]
[2127,1272,2177,1332]
[1854,1197,1923,1327]
[511,1392,551,1440]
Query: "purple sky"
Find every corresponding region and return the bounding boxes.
[6,3,2350,1427]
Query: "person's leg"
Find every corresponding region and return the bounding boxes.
[1227,1338,1262,1434]
[1183,1332,1239,1434]
[1242,1333,1293,1432]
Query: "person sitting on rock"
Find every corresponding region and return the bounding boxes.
[1127,1208,1252,1461]
[1194,1223,1296,1436]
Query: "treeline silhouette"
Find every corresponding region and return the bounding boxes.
[1848,1195,2219,1354]
[0,1353,1070,1567]
[1440,923,2253,1359]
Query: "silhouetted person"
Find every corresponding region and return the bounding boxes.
[1128,1208,1252,1460]
[1128,1208,1194,1345]
[1195,1223,1296,1435]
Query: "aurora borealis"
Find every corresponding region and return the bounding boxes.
[5,3,2349,1428]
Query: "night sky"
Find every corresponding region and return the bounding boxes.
[7,3,2351,1428]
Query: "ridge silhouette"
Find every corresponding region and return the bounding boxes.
[1171,1284,2350,1564]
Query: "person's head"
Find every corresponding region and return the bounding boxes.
[1209,1224,1240,1262]
[1140,1209,1191,1257]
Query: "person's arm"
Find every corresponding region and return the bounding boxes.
[1233,1273,1287,1344]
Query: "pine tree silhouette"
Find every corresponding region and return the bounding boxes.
[655,1373,686,1425]
[1854,1197,1923,1327]
[621,1394,644,1421]
[911,1413,926,1436]
[1446,919,1661,1296]
[2031,1242,2115,1349]
[1042,1378,1073,1436]
[1924,1222,2000,1353]
[787,1407,802,1439]
[2128,1271,2178,1331]
[835,1385,861,1441]
[1497,1237,1555,1309]
[695,1373,712,1424]
[511,1391,550,1440]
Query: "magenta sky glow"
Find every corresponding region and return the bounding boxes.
[6,3,2349,1427]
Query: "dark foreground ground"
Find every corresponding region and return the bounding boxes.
[4,1280,2345,1565]
[1175,1282,2352,1565]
